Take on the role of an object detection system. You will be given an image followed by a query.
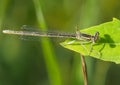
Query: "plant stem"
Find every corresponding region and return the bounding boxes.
[81,54,88,85]
[33,0,63,85]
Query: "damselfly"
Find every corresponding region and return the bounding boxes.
[2,25,99,44]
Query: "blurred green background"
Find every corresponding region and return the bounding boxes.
[1,0,120,85]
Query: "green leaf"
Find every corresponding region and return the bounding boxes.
[60,18,120,64]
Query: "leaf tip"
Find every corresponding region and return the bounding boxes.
[113,17,120,22]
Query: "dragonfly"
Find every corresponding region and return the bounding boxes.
[2,25,99,44]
